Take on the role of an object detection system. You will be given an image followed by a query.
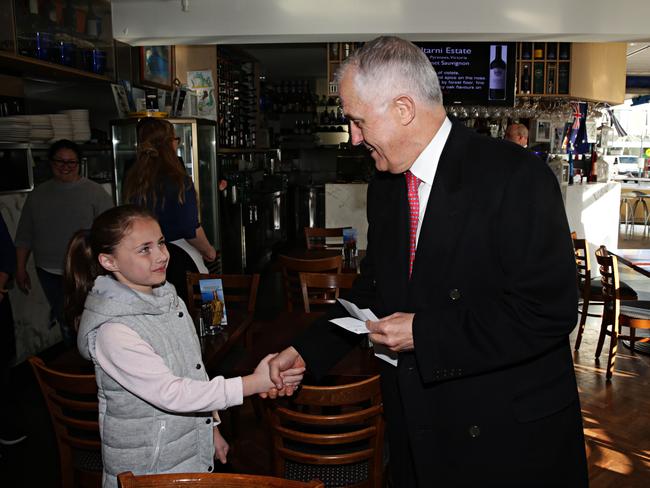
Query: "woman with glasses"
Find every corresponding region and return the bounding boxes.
[123,118,217,304]
[14,139,113,347]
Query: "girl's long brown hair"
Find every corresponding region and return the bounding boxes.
[123,118,187,208]
[63,205,157,330]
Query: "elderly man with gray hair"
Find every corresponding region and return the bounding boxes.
[267,36,587,487]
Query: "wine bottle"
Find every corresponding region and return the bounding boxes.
[558,64,570,94]
[546,63,556,94]
[521,63,531,94]
[488,45,506,101]
[533,62,544,94]
[521,42,532,60]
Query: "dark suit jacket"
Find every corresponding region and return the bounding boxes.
[295,122,588,487]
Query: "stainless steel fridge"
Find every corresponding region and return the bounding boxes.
[110,117,221,261]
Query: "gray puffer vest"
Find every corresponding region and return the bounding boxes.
[77,276,214,488]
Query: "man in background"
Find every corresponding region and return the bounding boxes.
[505,122,529,147]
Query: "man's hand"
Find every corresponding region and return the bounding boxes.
[367,312,415,352]
[15,268,31,294]
[260,346,306,399]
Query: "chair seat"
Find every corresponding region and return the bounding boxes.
[73,448,103,472]
[589,278,638,300]
[286,460,368,487]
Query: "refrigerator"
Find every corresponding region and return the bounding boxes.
[110,118,221,261]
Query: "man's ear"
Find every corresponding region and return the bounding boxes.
[98,253,119,272]
[393,95,415,126]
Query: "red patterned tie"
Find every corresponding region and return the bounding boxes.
[405,170,421,278]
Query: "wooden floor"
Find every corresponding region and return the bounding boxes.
[572,317,650,486]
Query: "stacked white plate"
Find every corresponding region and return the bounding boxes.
[23,114,54,142]
[49,114,74,141]
[60,109,91,143]
[0,117,31,142]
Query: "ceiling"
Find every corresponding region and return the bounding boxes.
[627,43,650,74]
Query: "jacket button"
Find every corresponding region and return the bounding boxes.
[469,425,481,438]
[208,465,213,472]
[196,363,201,370]
[449,289,461,300]
[178,311,184,318]
[205,418,211,424]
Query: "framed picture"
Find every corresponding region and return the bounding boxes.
[139,46,174,89]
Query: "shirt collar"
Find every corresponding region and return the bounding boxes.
[408,117,452,186]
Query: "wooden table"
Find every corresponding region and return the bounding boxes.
[200,309,255,370]
[207,310,379,381]
[608,248,650,278]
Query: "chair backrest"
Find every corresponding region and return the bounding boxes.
[185,272,260,324]
[595,246,620,319]
[28,356,101,488]
[117,471,324,487]
[266,375,384,488]
[278,255,342,312]
[304,227,350,250]
[299,272,358,313]
[572,236,592,294]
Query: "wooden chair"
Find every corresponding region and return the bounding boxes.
[266,375,384,488]
[572,236,637,351]
[299,272,358,313]
[594,246,650,379]
[28,356,102,488]
[304,227,350,250]
[278,255,342,312]
[117,471,324,487]
[185,272,260,323]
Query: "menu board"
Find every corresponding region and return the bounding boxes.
[416,42,516,106]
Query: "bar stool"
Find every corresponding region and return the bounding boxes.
[631,191,650,237]
[620,192,637,236]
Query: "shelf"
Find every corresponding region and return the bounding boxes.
[0,50,111,82]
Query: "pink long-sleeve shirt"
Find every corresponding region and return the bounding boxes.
[94,322,243,417]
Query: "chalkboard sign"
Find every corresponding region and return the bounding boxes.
[415,42,516,106]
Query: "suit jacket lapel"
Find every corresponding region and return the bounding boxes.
[411,122,472,286]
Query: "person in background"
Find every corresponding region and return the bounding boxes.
[123,118,216,304]
[266,36,586,487]
[67,205,304,488]
[0,213,27,448]
[505,122,529,147]
[15,139,113,347]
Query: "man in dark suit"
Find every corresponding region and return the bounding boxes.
[268,36,587,487]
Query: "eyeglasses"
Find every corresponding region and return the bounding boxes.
[51,158,79,167]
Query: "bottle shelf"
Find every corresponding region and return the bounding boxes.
[516,42,571,97]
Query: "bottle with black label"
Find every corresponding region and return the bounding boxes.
[488,45,506,101]
[521,63,531,94]
[558,64,570,94]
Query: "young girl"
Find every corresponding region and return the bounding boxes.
[64,205,304,487]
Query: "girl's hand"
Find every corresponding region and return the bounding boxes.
[213,426,229,464]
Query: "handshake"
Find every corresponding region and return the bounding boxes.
[243,346,305,398]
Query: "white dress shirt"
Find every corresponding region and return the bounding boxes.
[407,117,452,246]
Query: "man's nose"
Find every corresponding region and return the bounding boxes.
[349,124,364,146]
